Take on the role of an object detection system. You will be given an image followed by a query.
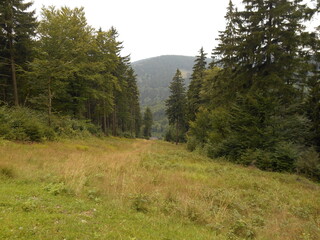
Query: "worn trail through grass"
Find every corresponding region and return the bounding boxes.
[0,137,319,240]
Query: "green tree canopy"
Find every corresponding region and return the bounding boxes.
[143,107,153,139]
[187,47,207,122]
[166,69,187,144]
[0,0,37,106]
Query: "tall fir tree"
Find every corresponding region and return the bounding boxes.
[237,0,316,96]
[0,0,37,106]
[126,67,141,137]
[209,0,241,105]
[212,0,239,69]
[143,107,153,139]
[305,25,320,149]
[187,47,207,122]
[166,69,187,144]
[188,0,319,175]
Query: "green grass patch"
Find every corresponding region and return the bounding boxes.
[0,138,319,239]
[0,180,215,240]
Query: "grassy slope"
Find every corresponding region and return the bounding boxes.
[0,138,319,240]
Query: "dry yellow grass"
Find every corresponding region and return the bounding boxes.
[0,137,319,239]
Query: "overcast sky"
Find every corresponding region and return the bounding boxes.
[31,0,318,62]
[31,0,244,62]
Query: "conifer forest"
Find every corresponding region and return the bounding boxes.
[167,0,320,180]
[1,1,320,239]
[1,0,320,180]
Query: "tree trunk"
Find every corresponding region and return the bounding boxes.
[7,3,18,106]
[266,2,273,66]
[103,100,107,135]
[9,36,18,106]
[87,100,91,120]
[175,121,179,145]
[112,107,117,136]
[48,79,52,127]
[131,105,134,137]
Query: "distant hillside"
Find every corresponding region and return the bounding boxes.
[132,55,195,106]
[132,55,196,137]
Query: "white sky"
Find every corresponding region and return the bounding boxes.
[31,0,318,62]
[31,0,243,62]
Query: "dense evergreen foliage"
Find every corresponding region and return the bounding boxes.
[133,55,195,106]
[165,69,187,144]
[187,48,207,122]
[185,0,320,180]
[132,55,196,138]
[0,4,141,139]
[142,107,153,139]
[0,0,37,106]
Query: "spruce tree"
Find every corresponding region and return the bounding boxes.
[0,0,37,106]
[126,67,141,137]
[305,25,320,149]
[143,107,153,139]
[188,0,319,174]
[187,47,207,122]
[213,0,239,69]
[210,0,241,105]
[89,28,121,134]
[237,0,316,96]
[165,69,187,144]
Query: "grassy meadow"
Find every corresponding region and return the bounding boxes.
[0,137,319,239]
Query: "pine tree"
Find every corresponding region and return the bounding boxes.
[143,107,153,139]
[0,0,37,106]
[187,47,207,122]
[210,0,241,105]
[105,27,127,136]
[237,0,316,96]
[305,25,320,149]
[213,0,239,69]
[126,67,141,137]
[165,69,187,144]
[188,0,319,174]
[212,0,317,100]
[88,28,118,134]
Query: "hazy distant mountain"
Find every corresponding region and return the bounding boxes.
[132,55,196,137]
[132,55,195,107]
[132,55,212,137]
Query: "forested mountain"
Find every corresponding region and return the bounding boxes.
[132,55,195,106]
[1,0,319,180]
[132,55,202,137]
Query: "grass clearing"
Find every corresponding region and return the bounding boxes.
[0,137,319,239]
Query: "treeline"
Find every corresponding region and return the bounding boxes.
[0,1,142,139]
[166,0,320,180]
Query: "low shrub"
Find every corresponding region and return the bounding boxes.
[0,106,102,142]
[165,126,186,143]
[296,147,320,181]
[239,143,301,172]
[44,182,69,196]
[131,193,150,213]
[0,107,55,142]
[0,165,15,179]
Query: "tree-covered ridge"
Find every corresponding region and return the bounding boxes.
[169,0,320,181]
[133,55,195,107]
[132,55,197,137]
[0,3,141,138]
